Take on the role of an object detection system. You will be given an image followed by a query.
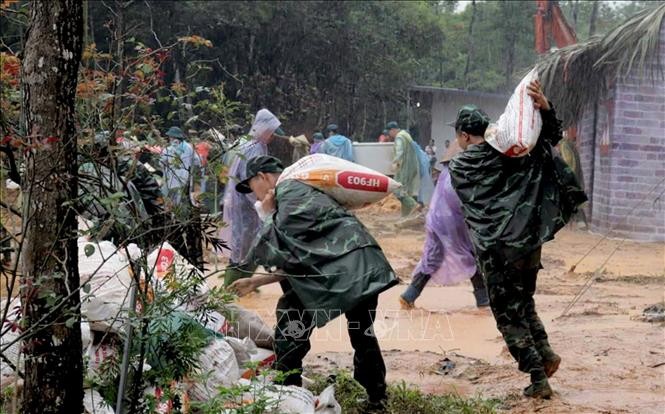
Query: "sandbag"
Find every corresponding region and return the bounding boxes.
[225,304,274,348]
[146,382,190,414]
[278,154,401,209]
[485,68,542,157]
[188,338,240,401]
[198,310,231,336]
[87,342,119,380]
[83,389,115,414]
[225,336,257,368]
[233,380,340,414]
[1,297,92,376]
[79,238,132,333]
[145,242,209,312]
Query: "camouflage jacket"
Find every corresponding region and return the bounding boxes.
[449,106,587,275]
[243,180,398,327]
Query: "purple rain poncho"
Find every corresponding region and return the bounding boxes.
[412,164,477,285]
[220,109,281,263]
[220,139,268,262]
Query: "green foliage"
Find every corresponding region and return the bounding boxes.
[190,369,300,414]
[308,370,500,414]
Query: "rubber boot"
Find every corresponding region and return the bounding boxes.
[537,343,562,378]
[473,287,490,307]
[523,370,553,399]
[399,195,418,217]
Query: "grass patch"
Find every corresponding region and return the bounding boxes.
[308,371,500,414]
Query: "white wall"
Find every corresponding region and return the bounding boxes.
[430,92,507,160]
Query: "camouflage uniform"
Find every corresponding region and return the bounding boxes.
[243,179,397,404]
[449,106,587,379]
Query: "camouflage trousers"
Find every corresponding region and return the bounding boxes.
[486,247,554,375]
[273,290,388,404]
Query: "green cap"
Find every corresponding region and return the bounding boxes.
[312,132,324,141]
[235,155,284,194]
[386,121,399,130]
[165,126,185,139]
[454,105,490,136]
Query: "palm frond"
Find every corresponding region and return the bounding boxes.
[537,4,665,127]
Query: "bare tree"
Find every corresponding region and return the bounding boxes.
[463,0,477,89]
[589,0,600,36]
[20,0,84,412]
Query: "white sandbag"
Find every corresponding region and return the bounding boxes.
[278,154,401,209]
[145,242,209,311]
[146,383,189,414]
[484,68,543,157]
[188,338,240,401]
[234,380,340,414]
[83,389,115,414]
[225,304,274,348]
[314,385,342,413]
[198,310,231,336]
[79,238,132,333]
[1,298,92,376]
[0,298,22,374]
[239,344,276,379]
[225,336,257,368]
[87,342,119,380]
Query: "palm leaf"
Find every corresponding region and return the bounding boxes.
[537,3,665,127]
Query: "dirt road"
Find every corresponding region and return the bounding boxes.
[235,205,665,413]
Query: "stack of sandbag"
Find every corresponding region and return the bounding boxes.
[0,297,92,377]
[484,68,543,157]
[78,237,133,334]
[278,154,402,209]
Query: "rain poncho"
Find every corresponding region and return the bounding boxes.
[289,135,311,162]
[160,140,201,193]
[449,106,587,275]
[243,180,398,327]
[412,141,435,205]
[392,130,420,197]
[321,134,355,162]
[413,165,476,285]
[221,109,280,262]
[310,140,324,155]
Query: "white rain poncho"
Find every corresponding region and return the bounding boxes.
[220,109,281,262]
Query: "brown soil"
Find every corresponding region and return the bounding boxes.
[233,208,665,413]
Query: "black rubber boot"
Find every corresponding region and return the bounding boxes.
[473,287,490,307]
[523,370,553,399]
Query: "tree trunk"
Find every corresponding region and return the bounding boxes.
[20,1,84,413]
[463,0,477,89]
[588,0,599,37]
[112,0,127,130]
[502,2,516,91]
[572,0,580,31]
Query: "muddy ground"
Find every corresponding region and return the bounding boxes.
[232,201,665,413]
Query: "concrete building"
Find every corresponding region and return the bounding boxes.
[576,21,665,242]
[409,86,507,159]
